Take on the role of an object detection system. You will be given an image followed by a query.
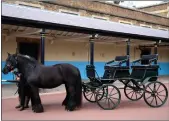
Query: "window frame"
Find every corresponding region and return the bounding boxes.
[58,9,80,16]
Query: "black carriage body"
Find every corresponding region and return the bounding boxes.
[103,56,130,79]
[103,66,130,79]
[130,65,159,82]
[130,54,159,83]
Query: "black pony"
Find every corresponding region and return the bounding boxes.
[2,53,83,113]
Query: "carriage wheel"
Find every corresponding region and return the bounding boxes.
[143,81,168,108]
[83,86,104,103]
[124,80,145,101]
[95,84,121,110]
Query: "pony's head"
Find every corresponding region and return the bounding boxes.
[2,52,18,74]
[2,52,39,74]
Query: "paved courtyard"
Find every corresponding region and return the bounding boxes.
[2,76,169,120]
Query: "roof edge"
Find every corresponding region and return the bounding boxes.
[137,1,169,9]
[2,3,169,42]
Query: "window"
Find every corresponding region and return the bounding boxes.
[158,27,169,31]
[119,20,132,25]
[15,1,44,9]
[140,24,152,28]
[92,15,109,21]
[59,9,79,16]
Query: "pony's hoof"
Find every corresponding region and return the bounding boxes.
[65,106,69,111]
[24,105,29,109]
[33,104,44,113]
[15,105,21,109]
[65,105,76,111]
[19,107,24,111]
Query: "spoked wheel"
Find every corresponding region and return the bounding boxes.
[124,80,145,101]
[143,81,168,108]
[95,84,121,110]
[83,86,104,103]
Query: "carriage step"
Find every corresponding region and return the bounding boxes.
[82,82,102,88]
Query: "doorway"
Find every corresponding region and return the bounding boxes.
[140,48,151,56]
[140,48,151,65]
[18,42,40,60]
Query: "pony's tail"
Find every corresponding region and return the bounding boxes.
[75,69,83,108]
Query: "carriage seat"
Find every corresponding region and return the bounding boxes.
[105,55,129,70]
[105,56,129,66]
[132,54,159,69]
[132,54,158,65]
[131,65,159,69]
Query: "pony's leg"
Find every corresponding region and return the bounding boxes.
[24,96,30,108]
[62,84,69,106]
[30,93,36,111]
[24,86,32,109]
[66,86,76,111]
[26,86,35,111]
[29,84,44,113]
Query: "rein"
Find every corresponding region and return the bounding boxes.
[13,71,21,95]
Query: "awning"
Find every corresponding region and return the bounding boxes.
[2,3,169,42]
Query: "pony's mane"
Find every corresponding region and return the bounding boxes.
[17,54,38,63]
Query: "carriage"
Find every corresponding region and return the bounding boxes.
[82,54,168,110]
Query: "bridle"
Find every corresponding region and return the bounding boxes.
[7,55,18,72]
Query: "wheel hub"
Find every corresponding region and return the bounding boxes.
[151,91,158,97]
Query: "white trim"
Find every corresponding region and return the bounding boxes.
[92,15,109,21]
[2,80,7,82]
[58,9,80,16]
[140,24,152,28]
[119,20,133,25]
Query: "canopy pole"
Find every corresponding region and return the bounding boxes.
[89,36,94,66]
[40,28,45,65]
[126,38,130,67]
[154,40,161,64]
[89,34,98,66]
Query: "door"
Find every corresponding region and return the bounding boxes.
[140,48,151,65]
[18,42,39,60]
